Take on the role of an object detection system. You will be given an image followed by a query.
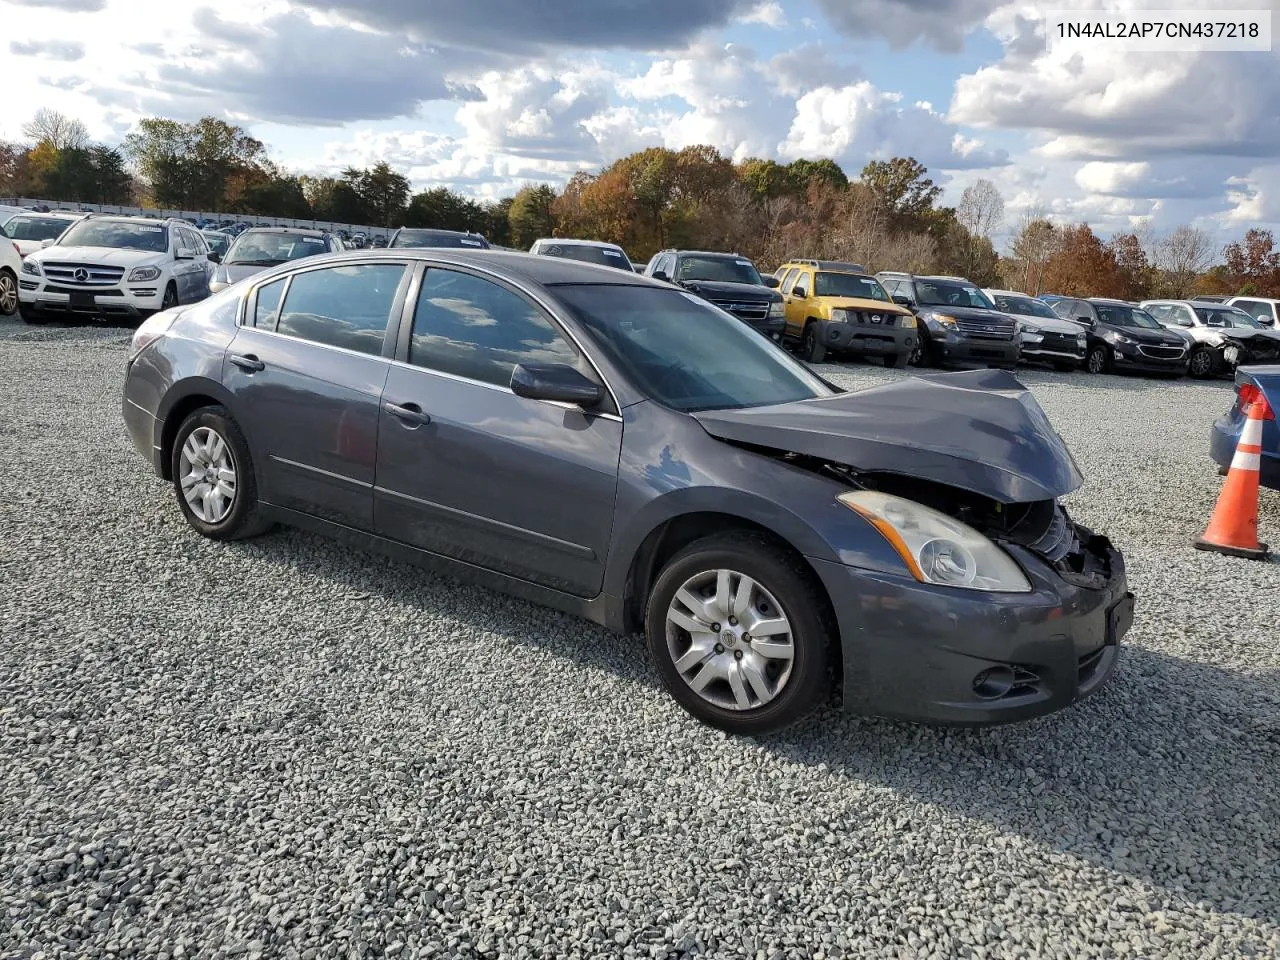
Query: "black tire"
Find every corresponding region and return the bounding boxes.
[0,268,17,317]
[162,282,179,311]
[800,322,825,363]
[170,405,272,541]
[1085,345,1110,374]
[1052,360,1078,372]
[887,351,909,369]
[644,531,833,735]
[1187,346,1216,379]
[910,331,934,367]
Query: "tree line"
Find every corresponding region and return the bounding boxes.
[2,109,1278,298]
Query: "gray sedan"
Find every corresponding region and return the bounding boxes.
[122,250,1133,734]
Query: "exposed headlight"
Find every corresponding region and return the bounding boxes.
[128,266,162,282]
[1076,334,1087,346]
[1109,333,1134,345]
[830,308,850,323]
[767,300,785,319]
[21,260,41,276]
[1021,325,1044,343]
[838,490,1032,593]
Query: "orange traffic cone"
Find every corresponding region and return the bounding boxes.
[1195,385,1273,561]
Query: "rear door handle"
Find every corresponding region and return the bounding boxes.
[229,354,265,372]
[383,401,431,426]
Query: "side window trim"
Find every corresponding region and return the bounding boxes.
[244,260,411,358]
[390,261,620,416]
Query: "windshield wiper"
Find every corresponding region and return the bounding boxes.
[228,259,285,266]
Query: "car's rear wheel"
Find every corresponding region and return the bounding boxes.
[0,269,17,317]
[645,532,832,735]
[1188,346,1216,379]
[800,322,825,363]
[170,406,271,541]
[1086,345,1111,374]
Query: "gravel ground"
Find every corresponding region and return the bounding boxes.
[1,315,1277,960]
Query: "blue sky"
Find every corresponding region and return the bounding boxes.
[4,0,1279,244]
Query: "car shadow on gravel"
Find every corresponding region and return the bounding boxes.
[767,649,1280,927]
[242,527,1278,927]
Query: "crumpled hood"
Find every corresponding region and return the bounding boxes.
[33,246,163,267]
[1217,328,1280,345]
[693,368,1083,503]
[679,279,780,303]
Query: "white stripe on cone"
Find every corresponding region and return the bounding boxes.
[1240,415,1264,447]
[1232,451,1262,471]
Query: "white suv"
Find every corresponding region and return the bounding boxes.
[18,215,213,324]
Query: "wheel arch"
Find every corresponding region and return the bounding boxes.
[157,378,238,481]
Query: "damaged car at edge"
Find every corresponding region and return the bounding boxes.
[121,250,1135,735]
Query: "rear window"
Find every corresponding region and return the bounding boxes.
[391,229,489,249]
[1,216,74,242]
[537,242,632,270]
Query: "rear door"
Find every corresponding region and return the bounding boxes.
[374,264,622,597]
[222,260,411,530]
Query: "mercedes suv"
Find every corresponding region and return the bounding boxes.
[18,215,212,323]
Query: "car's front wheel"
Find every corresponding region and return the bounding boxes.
[170,406,271,541]
[162,282,179,311]
[1187,346,1216,379]
[0,269,17,317]
[1086,345,1111,374]
[645,532,832,735]
[800,322,825,363]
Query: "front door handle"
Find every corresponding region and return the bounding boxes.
[383,401,432,426]
[229,354,265,372]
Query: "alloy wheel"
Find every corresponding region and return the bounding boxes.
[1087,348,1106,373]
[665,568,795,711]
[179,427,237,524]
[0,272,16,315]
[1190,349,1213,377]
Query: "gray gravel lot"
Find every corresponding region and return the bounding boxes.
[1,316,1278,960]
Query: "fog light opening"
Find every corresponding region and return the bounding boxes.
[973,665,1016,700]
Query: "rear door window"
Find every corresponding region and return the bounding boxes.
[275,263,407,355]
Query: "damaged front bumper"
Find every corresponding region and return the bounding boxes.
[812,527,1132,725]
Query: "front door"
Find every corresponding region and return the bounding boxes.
[222,261,409,530]
[374,266,622,597]
[784,267,812,338]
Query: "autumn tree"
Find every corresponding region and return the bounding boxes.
[1108,232,1153,301]
[954,180,1004,283]
[1221,228,1279,297]
[1006,212,1057,294]
[1041,224,1124,298]
[125,117,271,209]
[404,186,488,232]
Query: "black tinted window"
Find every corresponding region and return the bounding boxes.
[276,264,405,354]
[254,278,285,330]
[409,269,580,387]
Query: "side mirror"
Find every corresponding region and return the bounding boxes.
[762,275,780,289]
[207,252,222,264]
[651,270,670,283]
[41,238,56,249]
[175,247,195,260]
[892,294,912,307]
[792,287,808,300]
[1076,316,1094,327]
[511,363,602,408]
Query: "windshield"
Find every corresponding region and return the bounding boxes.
[1,216,75,242]
[226,232,329,266]
[539,242,632,270]
[914,280,994,309]
[1196,306,1265,329]
[203,233,230,255]
[814,272,889,301]
[1094,304,1162,329]
[553,284,834,412]
[991,294,1057,320]
[57,220,168,253]
[676,255,762,286]
[391,229,489,249]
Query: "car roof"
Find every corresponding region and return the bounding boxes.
[535,237,623,249]
[238,226,328,237]
[1085,298,1136,305]
[984,288,1035,298]
[295,248,658,287]
[11,210,80,220]
[667,249,751,259]
[917,275,973,282]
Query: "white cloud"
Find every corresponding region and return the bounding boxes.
[742,1,785,27]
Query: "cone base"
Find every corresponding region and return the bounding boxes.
[1194,537,1271,561]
